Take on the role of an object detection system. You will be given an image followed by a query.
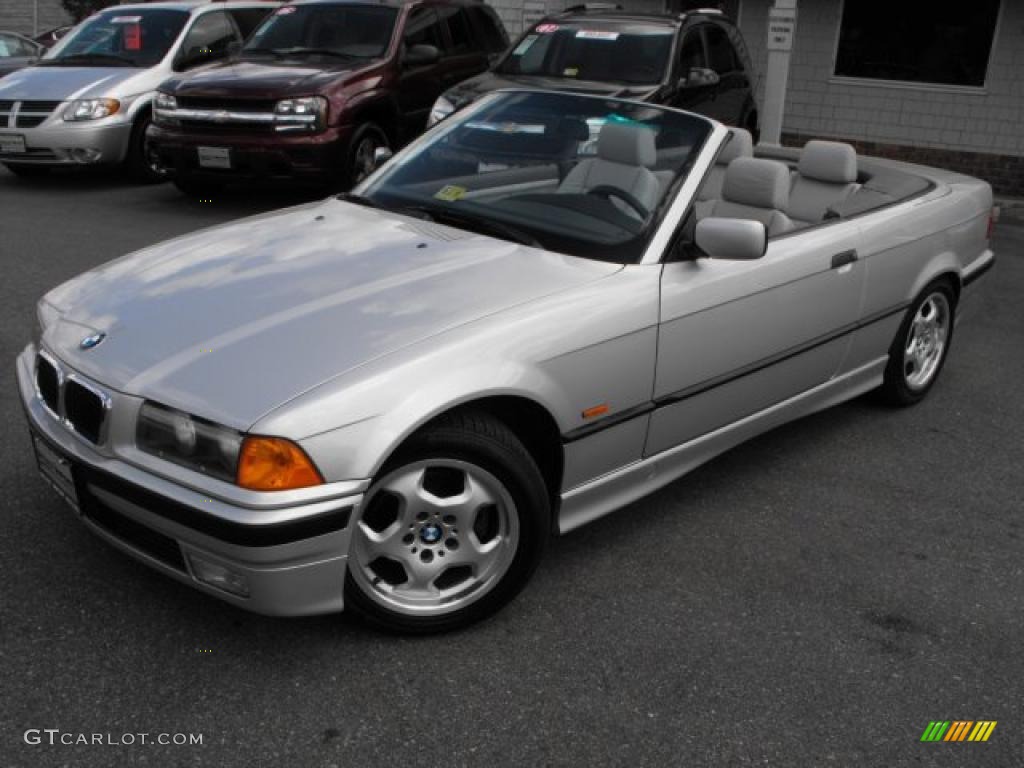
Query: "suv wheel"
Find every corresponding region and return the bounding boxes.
[125,112,169,184]
[343,123,389,189]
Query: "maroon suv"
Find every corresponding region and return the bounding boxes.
[149,0,508,194]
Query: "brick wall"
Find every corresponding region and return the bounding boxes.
[738,0,1024,195]
[0,0,71,36]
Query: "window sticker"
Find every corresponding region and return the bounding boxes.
[575,30,619,40]
[535,23,559,34]
[513,35,538,55]
[110,15,142,23]
[123,23,142,51]
[434,185,467,202]
[563,67,579,77]
[275,6,296,14]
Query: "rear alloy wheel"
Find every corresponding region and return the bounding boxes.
[345,412,549,633]
[878,280,955,405]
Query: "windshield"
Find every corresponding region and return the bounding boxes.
[358,91,711,263]
[243,4,397,60]
[497,22,674,85]
[42,9,188,67]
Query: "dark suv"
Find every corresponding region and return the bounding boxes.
[429,7,757,134]
[149,0,509,193]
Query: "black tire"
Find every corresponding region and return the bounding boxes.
[339,122,389,191]
[4,163,50,177]
[344,410,550,634]
[877,279,957,406]
[173,175,225,199]
[124,111,169,183]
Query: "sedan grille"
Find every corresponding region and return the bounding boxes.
[34,352,110,445]
[35,354,60,414]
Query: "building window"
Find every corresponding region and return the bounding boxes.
[834,0,1001,88]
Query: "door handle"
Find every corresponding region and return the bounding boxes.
[831,249,858,269]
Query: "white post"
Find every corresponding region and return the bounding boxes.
[34,0,39,36]
[759,0,798,147]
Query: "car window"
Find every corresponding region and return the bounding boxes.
[704,24,738,75]
[42,9,190,67]
[180,11,238,66]
[467,6,508,54]
[404,8,446,52]
[499,22,674,85]
[245,5,397,60]
[438,7,475,54]
[678,29,706,74]
[228,8,275,40]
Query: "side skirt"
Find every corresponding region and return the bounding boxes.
[556,357,888,534]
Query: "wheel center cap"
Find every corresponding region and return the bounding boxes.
[420,523,442,544]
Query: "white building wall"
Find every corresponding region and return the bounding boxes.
[0,0,71,36]
[738,0,1024,158]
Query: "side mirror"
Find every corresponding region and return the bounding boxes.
[404,43,440,68]
[694,217,767,260]
[372,146,393,171]
[684,66,720,88]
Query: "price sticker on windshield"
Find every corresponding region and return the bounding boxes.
[434,185,467,202]
[575,30,619,40]
[275,6,296,14]
[123,23,142,51]
[110,15,142,23]
[535,24,559,34]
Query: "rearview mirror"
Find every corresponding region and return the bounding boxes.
[372,146,393,171]
[684,66,720,88]
[404,43,440,67]
[694,218,767,260]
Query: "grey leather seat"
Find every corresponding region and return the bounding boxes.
[559,122,661,218]
[697,157,795,237]
[787,140,860,225]
[697,127,754,202]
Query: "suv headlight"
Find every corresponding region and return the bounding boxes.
[63,98,121,121]
[428,95,454,127]
[152,92,179,127]
[154,92,178,111]
[137,402,243,484]
[274,96,327,132]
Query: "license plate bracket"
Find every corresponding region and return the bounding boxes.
[0,134,27,154]
[31,432,80,513]
[197,146,231,169]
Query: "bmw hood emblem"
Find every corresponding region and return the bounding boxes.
[79,332,107,350]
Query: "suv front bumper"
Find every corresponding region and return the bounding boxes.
[17,344,364,616]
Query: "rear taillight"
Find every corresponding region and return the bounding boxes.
[987,207,998,240]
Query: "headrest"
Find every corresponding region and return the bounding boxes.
[718,127,753,165]
[798,140,857,183]
[598,122,657,168]
[722,157,791,210]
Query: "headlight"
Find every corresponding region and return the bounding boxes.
[63,98,121,121]
[428,95,454,127]
[274,96,327,132]
[154,92,177,111]
[137,402,243,484]
[137,401,324,491]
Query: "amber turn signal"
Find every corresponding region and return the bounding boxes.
[236,436,323,491]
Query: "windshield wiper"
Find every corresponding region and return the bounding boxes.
[403,205,544,249]
[277,47,357,60]
[38,53,136,67]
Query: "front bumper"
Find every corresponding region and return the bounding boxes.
[0,119,133,167]
[147,123,351,182]
[17,344,365,616]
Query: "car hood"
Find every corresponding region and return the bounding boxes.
[0,65,148,100]
[162,59,378,99]
[42,200,619,430]
[445,72,661,109]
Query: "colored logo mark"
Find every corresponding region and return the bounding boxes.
[920,721,997,742]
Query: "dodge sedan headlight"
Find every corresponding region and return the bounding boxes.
[274,96,327,132]
[137,402,243,484]
[428,95,454,127]
[63,98,121,121]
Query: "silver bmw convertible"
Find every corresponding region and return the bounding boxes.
[18,91,996,632]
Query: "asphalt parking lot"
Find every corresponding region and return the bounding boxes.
[1,166,1021,768]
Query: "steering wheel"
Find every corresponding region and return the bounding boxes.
[585,184,650,219]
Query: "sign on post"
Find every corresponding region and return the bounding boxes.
[767,7,797,52]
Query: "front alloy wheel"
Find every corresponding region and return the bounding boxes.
[344,411,549,633]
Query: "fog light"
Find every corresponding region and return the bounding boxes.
[188,554,250,597]
[70,148,102,164]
